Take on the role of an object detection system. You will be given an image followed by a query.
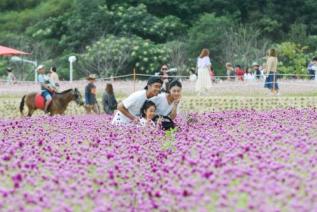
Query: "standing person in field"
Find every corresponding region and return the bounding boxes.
[235,65,245,81]
[112,76,162,125]
[6,67,16,85]
[225,63,234,81]
[84,74,99,114]
[209,66,216,83]
[189,68,197,82]
[195,48,212,94]
[307,57,317,80]
[264,48,279,95]
[159,64,170,92]
[102,83,117,115]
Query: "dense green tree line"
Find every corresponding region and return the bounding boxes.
[1,0,317,80]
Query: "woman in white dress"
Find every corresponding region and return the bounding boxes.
[195,48,212,94]
[151,80,182,120]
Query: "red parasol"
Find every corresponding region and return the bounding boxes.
[0,45,30,56]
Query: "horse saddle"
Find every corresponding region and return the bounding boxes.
[35,93,54,109]
[35,94,45,109]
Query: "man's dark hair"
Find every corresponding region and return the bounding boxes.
[51,66,57,72]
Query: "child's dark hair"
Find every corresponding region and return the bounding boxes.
[140,100,156,118]
[167,80,182,93]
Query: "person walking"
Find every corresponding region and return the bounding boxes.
[252,62,261,81]
[159,64,170,92]
[264,48,279,95]
[102,83,117,115]
[84,74,99,114]
[195,48,212,94]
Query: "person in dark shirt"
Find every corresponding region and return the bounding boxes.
[102,83,117,115]
[84,74,99,114]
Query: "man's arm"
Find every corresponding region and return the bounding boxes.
[117,102,138,122]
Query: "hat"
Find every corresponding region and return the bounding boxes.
[144,76,163,89]
[36,65,45,71]
[225,63,232,67]
[87,74,96,80]
[252,62,259,67]
[147,76,163,85]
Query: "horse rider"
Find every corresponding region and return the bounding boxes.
[37,65,57,113]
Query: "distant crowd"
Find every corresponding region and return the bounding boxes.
[3,48,317,123]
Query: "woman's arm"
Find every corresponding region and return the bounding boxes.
[169,99,180,120]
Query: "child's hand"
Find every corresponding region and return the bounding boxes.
[157,116,163,125]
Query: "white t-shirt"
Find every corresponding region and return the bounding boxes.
[197,56,211,69]
[151,93,175,117]
[112,90,148,125]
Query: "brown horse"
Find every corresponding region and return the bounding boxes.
[20,88,84,116]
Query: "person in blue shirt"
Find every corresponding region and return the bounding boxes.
[84,74,99,114]
[307,57,317,80]
[37,65,56,113]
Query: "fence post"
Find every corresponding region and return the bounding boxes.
[133,67,136,92]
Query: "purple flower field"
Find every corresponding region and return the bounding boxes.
[1,109,317,211]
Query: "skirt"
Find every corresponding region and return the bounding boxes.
[264,72,279,90]
[195,68,212,92]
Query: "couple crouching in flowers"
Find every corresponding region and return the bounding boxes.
[111,76,182,130]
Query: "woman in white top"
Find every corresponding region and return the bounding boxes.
[195,48,212,94]
[151,80,182,120]
[112,76,163,125]
[264,48,279,95]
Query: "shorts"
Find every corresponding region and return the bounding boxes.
[42,90,52,101]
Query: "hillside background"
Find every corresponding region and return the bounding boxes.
[1,0,317,80]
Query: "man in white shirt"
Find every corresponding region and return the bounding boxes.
[112,76,163,125]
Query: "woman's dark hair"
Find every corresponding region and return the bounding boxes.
[105,83,114,95]
[140,100,156,118]
[51,66,57,72]
[268,48,277,57]
[167,80,182,93]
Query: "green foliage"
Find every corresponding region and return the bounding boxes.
[107,3,186,42]
[80,35,171,76]
[187,13,234,57]
[2,0,317,78]
[277,42,310,76]
[289,22,308,46]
